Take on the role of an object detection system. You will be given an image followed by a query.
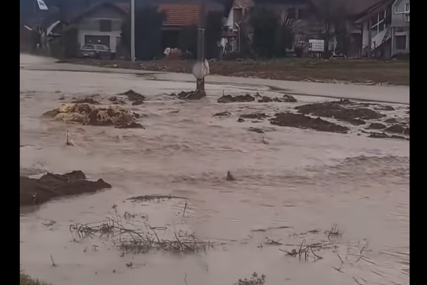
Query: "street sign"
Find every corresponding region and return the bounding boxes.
[36,0,49,11]
[192,60,210,80]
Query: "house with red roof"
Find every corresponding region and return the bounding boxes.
[67,1,224,54]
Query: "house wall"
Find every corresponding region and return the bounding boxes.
[390,0,409,56]
[391,0,410,27]
[75,6,125,52]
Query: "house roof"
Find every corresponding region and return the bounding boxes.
[159,4,200,26]
[69,2,127,24]
[353,0,394,23]
[116,1,224,27]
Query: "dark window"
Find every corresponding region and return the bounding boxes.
[298,8,307,20]
[233,8,243,24]
[395,35,406,50]
[287,8,296,20]
[99,19,112,32]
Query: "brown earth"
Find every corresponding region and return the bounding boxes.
[20,171,111,206]
[295,100,385,125]
[119,89,146,102]
[269,112,349,134]
[58,58,410,86]
[72,97,100,105]
[172,90,206,100]
[43,103,144,129]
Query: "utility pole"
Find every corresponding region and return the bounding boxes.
[130,0,136,61]
[196,0,206,92]
[367,19,372,58]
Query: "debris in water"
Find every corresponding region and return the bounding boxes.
[258,94,297,103]
[325,224,343,240]
[50,255,57,267]
[236,272,266,285]
[119,90,146,102]
[127,194,185,202]
[66,130,75,146]
[226,171,235,181]
[217,94,255,103]
[176,90,206,100]
[72,97,100,105]
[279,239,328,262]
[248,127,264,134]
[132,100,144,106]
[212,111,231,117]
[262,137,269,144]
[20,171,111,206]
[69,207,215,254]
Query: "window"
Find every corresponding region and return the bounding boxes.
[371,10,388,34]
[287,8,296,20]
[395,35,406,50]
[99,19,112,32]
[405,3,410,12]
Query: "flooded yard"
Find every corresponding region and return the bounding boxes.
[20,55,409,285]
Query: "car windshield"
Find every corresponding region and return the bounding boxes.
[82,45,94,49]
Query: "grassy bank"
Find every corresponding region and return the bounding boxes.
[58,58,410,86]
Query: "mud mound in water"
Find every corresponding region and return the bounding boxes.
[119,89,145,102]
[240,112,268,120]
[385,124,410,135]
[176,90,206,100]
[44,103,143,129]
[296,100,385,125]
[72,97,100,104]
[270,113,349,134]
[258,94,297,103]
[367,122,386,130]
[217,94,255,103]
[20,171,111,206]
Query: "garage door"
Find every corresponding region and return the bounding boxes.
[84,35,110,47]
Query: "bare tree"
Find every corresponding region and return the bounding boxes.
[311,0,350,56]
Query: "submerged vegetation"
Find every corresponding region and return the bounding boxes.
[20,272,50,285]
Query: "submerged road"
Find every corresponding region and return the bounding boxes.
[20,54,409,104]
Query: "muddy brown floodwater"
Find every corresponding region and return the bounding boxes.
[20,55,409,285]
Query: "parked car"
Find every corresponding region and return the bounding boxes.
[79,44,114,59]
